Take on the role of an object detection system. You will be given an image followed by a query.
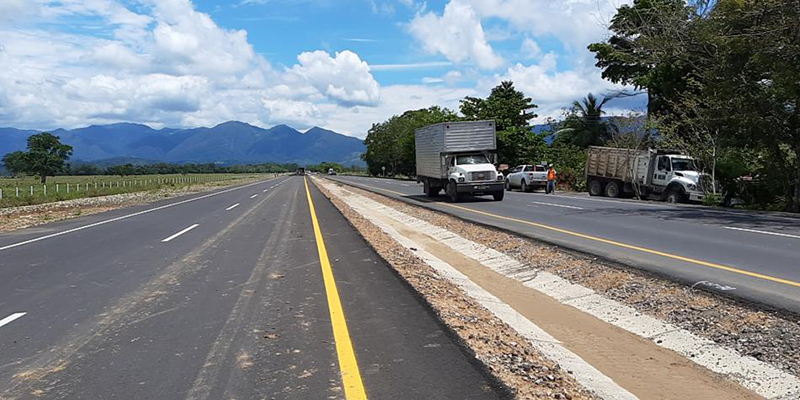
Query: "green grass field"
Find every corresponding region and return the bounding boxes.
[0,173,270,208]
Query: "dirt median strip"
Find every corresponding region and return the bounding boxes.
[313,179,598,400]
[315,178,799,400]
[325,178,800,377]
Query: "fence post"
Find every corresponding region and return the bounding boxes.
[0,188,2,200]
[56,184,59,193]
[16,186,19,197]
[30,185,33,196]
[44,185,47,196]
[67,183,69,193]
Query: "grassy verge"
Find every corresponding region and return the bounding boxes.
[0,174,270,208]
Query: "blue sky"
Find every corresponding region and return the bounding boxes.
[0,0,645,138]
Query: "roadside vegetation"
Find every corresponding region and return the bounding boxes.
[362,0,800,212]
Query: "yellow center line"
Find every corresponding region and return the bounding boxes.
[304,177,368,400]
[344,179,800,289]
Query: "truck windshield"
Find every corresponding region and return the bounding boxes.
[672,158,699,172]
[456,155,489,165]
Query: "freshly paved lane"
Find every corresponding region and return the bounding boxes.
[0,175,500,399]
[328,175,800,313]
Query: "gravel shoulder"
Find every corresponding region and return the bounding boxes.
[0,176,272,233]
[323,178,800,381]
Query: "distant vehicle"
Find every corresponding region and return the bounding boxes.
[296,167,305,176]
[328,168,337,175]
[415,120,504,202]
[505,164,547,192]
[586,146,711,203]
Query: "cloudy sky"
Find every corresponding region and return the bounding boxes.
[0,0,644,138]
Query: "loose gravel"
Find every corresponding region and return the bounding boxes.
[329,180,800,380]
[0,177,268,233]
[315,180,597,400]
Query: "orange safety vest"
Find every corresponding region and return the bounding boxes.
[547,169,556,181]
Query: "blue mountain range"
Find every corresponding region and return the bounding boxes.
[0,121,366,166]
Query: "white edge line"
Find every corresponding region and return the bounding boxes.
[0,312,26,328]
[250,194,258,198]
[161,224,199,243]
[723,226,800,240]
[225,203,240,211]
[0,178,274,252]
[531,201,584,210]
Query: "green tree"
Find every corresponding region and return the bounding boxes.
[556,93,615,148]
[1,132,73,183]
[1,151,28,176]
[588,0,703,114]
[460,81,538,164]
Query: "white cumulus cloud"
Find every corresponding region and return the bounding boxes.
[408,0,503,70]
[288,50,381,107]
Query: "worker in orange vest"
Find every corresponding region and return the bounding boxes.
[546,164,557,194]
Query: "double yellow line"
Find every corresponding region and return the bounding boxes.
[303,177,368,400]
[349,181,800,289]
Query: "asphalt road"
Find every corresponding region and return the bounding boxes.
[0,175,501,399]
[328,175,800,314]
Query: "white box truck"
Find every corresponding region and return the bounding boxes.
[586,146,709,203]
[415,120,505,202]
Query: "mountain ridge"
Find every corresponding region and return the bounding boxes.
[0,121,365,166]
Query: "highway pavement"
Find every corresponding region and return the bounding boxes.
[328,175,800,314]
[0,175,501,399]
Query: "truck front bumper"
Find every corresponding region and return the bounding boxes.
[457,182,504,194]
[688,191,706,202]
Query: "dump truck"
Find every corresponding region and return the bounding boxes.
[296,167,305,176]
[415,120,504,202]
[585,146,709,203]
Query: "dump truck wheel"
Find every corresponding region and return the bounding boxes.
[588,180,604,196]
[605,181,620,198]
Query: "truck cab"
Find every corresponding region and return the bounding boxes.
[443,153,505,201]
[652,154,706,203]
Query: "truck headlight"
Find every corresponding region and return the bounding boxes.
[687,183,697,191]
[496,174,504,181]
[458,177,465,183]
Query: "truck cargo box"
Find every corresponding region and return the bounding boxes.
[586,146,649,184]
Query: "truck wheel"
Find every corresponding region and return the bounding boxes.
[423,180,438,197]
[521,181,529,193]
[447,181,460,202]
[605,181,620,198]
[665,189,686,204]
[492,191,504,201]
[589,179,603,196]
[588,180,604,196]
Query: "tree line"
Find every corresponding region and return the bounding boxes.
[363,0,800,211]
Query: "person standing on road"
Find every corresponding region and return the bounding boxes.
[546,164,557,194]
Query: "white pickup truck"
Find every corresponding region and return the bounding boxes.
[505,164,547,192]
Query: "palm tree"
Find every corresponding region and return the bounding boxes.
[556,93,613,148]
